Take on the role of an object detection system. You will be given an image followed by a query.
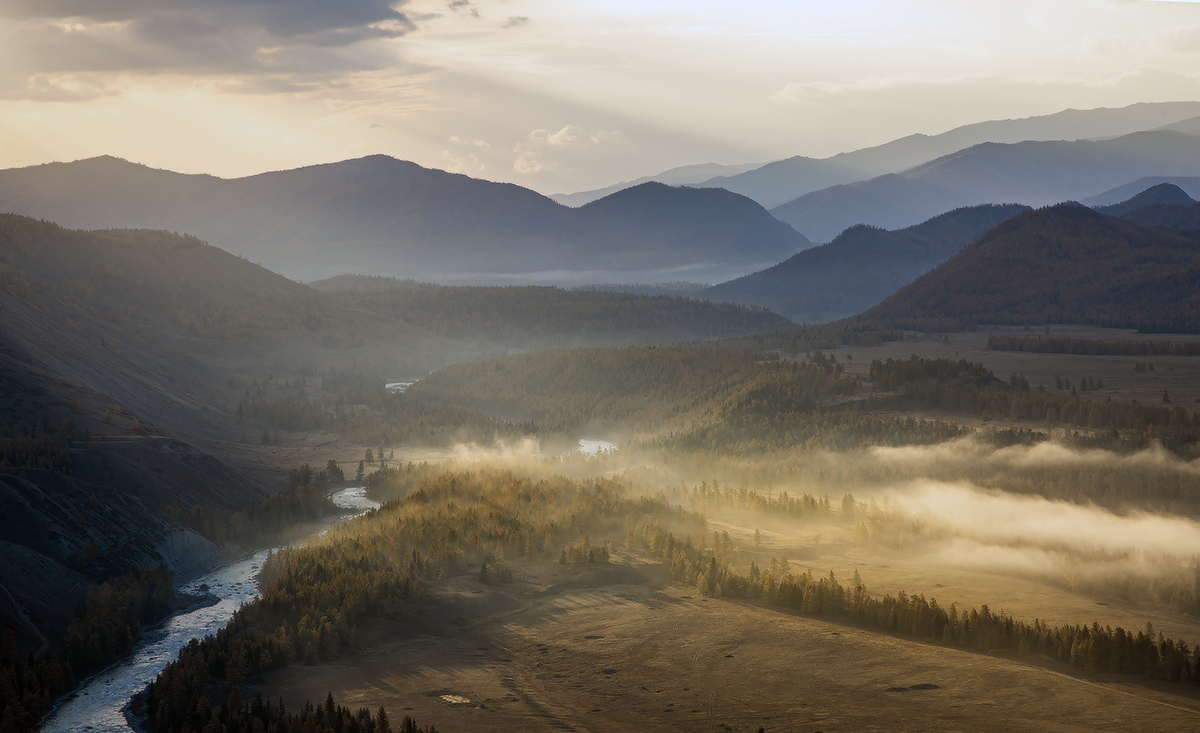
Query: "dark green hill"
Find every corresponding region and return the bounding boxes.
[312,276,791,348]
[0,214,323,339]
[1095,183,1196,216]
[858,205,1200,332]
[700,204,1029,323]
[0,156,808,284]
[1120,203,1200,234]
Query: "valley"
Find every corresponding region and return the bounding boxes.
[3,100,1200,733]
[259,564,1200,733]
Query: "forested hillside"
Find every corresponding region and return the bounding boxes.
[1094,183,1196,216]
[700,204,1028,322]
[313,276,791,347]
[857,205,1200,332]
[1119,202,1200,235]
[407,346,858,434]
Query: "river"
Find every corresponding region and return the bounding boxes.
[41,486,379,733]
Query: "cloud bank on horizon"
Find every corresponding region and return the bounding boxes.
[1,0,1199,194]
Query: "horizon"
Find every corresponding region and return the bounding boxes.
[3,1,1200,194]
[4,100,1199,199]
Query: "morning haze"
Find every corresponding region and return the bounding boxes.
[3,2,1200,732]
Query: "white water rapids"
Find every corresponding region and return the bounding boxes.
[41,486,379,733]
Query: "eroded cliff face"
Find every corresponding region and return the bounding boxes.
[0,467,230,659]
[0,330,262,659]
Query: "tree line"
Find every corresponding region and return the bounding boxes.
[407,345,861,435]
[627,517,1200,687]
[988,334,1200,357]
[146,466,703,733]
[238,371,547,449]
[1,566,175,732]
[0,415,87,473]
[317,277,788,348]
[2,461,349,731]
[869,355,1199,458]
[160,462,339,546]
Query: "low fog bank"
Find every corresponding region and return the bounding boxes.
[873,437,1200,476]
[378,434,1200,612]
[867,479,1200,595]
[839,439,1200,609]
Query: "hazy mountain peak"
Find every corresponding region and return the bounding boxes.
[700,203,1028,323]
[0,156,805,285]
[1094,182,1197,217]
[695,101,1200,209]
[862,201,1200,332]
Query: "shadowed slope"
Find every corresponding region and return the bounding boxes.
[0,156,808,284]
[858,205,1200,332]
[700,204,1029,323]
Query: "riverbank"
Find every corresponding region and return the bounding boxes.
[40,486,379,733]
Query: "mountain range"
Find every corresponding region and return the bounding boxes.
[1082,177,1200,207]
[554,101,1200,209]
[1094,183,1197,217]
[0,157,807,285]
[550,161,764,207]
[770,128,1200,241]
[700,204,1030,323]
[0,211,799,654]
[857,204,1200,332]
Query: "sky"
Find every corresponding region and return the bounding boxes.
[1,0,1199,194]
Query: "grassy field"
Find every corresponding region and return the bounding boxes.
[254,552,1200,733]
[813,325,1200,416]
[206,324,1200,732]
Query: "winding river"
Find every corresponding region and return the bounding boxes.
[42,486,379,733]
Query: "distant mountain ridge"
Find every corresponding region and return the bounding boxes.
[550,161,763,207]
[551,102,1200,209]
[0,156,807,285]
[700,204,1029,323]
[770,129,1200,241]
[857,204,1200,333]
[1081,176,1200,207]
[1095,183,1196,217]
[697,101,1200,209]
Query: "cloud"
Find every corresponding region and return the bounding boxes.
[0,0,416,99]
[1,0,413,40]
[512,125,631,175]
[448,135,489,148]
[448,1,480,19]
[442,134,491,174]
[503,16,529,29]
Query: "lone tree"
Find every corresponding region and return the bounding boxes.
[325,459,344,483]
[365,448,374,464]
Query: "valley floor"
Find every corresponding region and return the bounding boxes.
[254,556,1200,733]
[814,325,1200,412]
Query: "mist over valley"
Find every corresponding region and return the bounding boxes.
[4,8,1200,732]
